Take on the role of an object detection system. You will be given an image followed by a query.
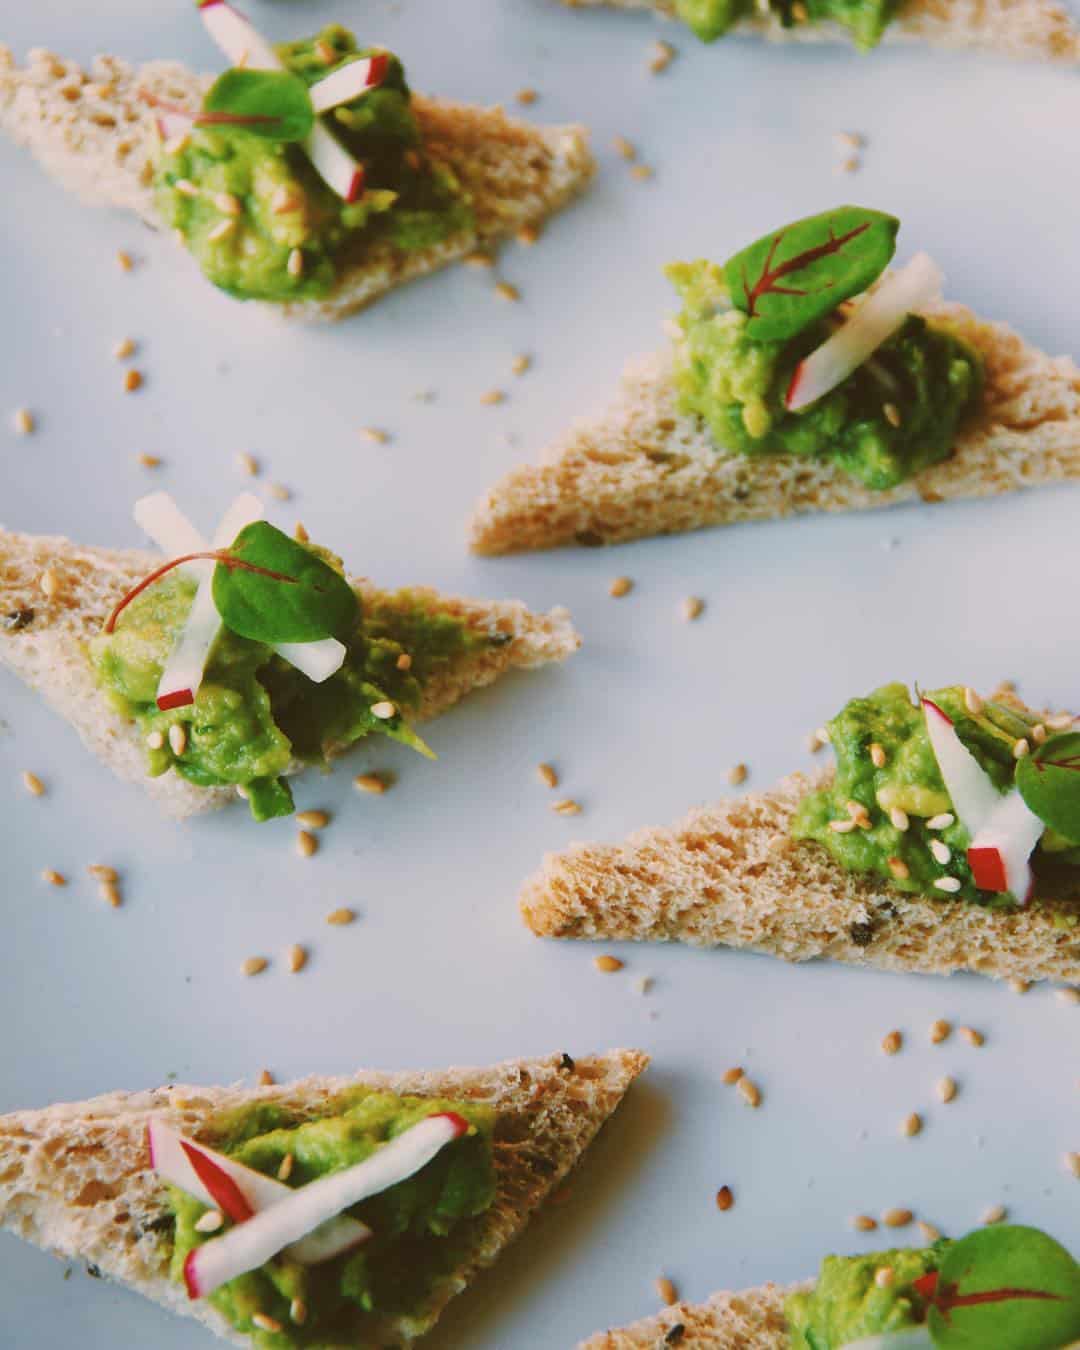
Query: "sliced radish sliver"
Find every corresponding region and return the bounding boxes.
[308,55,388,114]
[305,123,365,201]
[922,698,1002,837]
[273,637,347,683]
[148,1118,371,1264]
[135,492,206,565]
[785,252,944,412]
[967,789,1044,903]
[184,1112,468,1298]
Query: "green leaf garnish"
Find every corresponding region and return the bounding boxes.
[723,206,899,341]
[927,1225,1080,1349]
[202,69,314,143]
[1016,731,1080,844]
[212,522,359,645]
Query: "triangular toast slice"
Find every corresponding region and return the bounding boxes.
[0,46,593,321]
[0,527,579,818]
[579,1279,798,1349]
[521,763,1080,984]
[0,1049,648,1347]
[561,0,1080,63]
[470,299,1080,554]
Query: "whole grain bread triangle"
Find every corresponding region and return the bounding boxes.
[469,298,1080,554]
[0,45,593,322]
[520,739,1080,982]
[561,0,1080,62]
[0,527,579,819]
[579,1280,799,1349]
[0,1049,648,1348]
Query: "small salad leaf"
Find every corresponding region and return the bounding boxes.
[723,206,899,342]
[202,69,314,143]
[213,522,359,645]
[1016,731,1080,844]
[928,1225,1080,1349]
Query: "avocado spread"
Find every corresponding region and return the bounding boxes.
[89,545,494,821]
[667,259,983,490]
[155,25,473,301]
[168,1091,495,1347]
[792,683,1080,907]
[786,1243,944,1347]
[675,0,899,50]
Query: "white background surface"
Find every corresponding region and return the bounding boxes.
[2,2,1080,1346]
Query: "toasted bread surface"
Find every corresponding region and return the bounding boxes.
[580,1280,801,1348]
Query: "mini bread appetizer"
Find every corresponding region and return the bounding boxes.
[471,207,1080,554]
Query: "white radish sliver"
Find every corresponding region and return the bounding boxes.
[274,637,347,683]
[309,58,383,114]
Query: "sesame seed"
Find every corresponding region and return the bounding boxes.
[681,596,704,621]
[552,798,582,816]
[236,452,259,476]
[295,809,329,831]
[982,1204,1007,1226]
[1013,738,1030,760]
[1046,713,1075,731]
[882,1208,913,1229]
[194,1210,224,1234]
[296,829,318,858]
[88,865,118,884]
[517,223,540,246]
[146,730,165,751]
[934,877,962,893]
[806,729,828,753]
[594,955,624,973]
[124,369,143,393]
[722,1066,744,1085]
[290,1297,308,1325]
[963,687,984,715]
[267,482,291,501]
[927,813,955,831]
[930,1019,952,1044]
[918,1221,941,1243]
[214,192,242,216]
[494,281,520,302]
[649,39,676,72]
[930,840,952,865]
[937,1076,957,1103]
[512,354,531,376]
[612,135,636,161]
[42,869,66,886]
[326,908,355,926]
[608,576,633,598]
[163,132,190,155]
[354,773,387,795]
[881,1030,902,1056]
[883,403,902,428]
[1009,977,1031,994]
[287,945,307,974]
[630,164,654,181]
[175,179,199,198]
[868,742,887,768]
[370,700,395,720]
[901,1113,922,1138]
[737,1077,762,1108]
[656,1276,678,1306]
[100,880,121,908]
[634,975,654,995]
[464,252,494,269]
[12,408,34,435]
[113,338,136,360]
[252,1314,283,1335]
[360,426,389,444]
[277,1152,295,1181]
[39,568,60,598]
[207,219,235,243]
[1031,722,1047,745]
[715,1185,734,1211]
[852,1214,878,1232]
[396,652,412,671]
[515,87,538,104]
[315,38,336,63]
[836,156,860,175]
[727,763,748,786]
[480,389,505,406]
[1057,987,1080,1006]
[116,250,134,272]
[135,453,161,468]
[887,857,910,880]
[22,771,45,797]
[168,724,187,756]
[242,956,268,977]
[829,818,857,833]
[1065,1152,1080,1178]
[271,185,301,214]
[834,131,864,150]
[537,763,559,789]
[258,1069,274,1086]
[876,1266,896,1289]
[287,248,304,278]
[888,807,910,831]
[960,1026,984,1047]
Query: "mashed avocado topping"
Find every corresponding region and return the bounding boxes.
[667,247,983,491]
[89,535,494,821]
[154,25,473,301]
[792,683,1080,907]
[168,1091,495,1348]
[786,1243,943,1347]
[675,0,900,50]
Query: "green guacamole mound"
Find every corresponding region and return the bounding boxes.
[675,0,899,50]
[154,25,473,301]
[168,1091,496,1348]
[792,682,1080,908]
[786,1243,946,1348]
[88,553,493,822]
[667,260,983,491]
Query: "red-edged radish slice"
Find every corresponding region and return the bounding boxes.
[308,54,389,114]
[184,1112,468,1298]
[785,252,944,412]
[273,637,347,683]
[148,1118,371,1264]
[967,789,1044,904]
[305,125,365,201]
[135,492,206,561]
[921,698,1002,837]
[181,1140,254,1224]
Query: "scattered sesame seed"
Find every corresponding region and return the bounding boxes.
[116,250,134,272]
[649,39,676,72]
[613,135,637,161]
[296,829,318,858]
[100,880,121,908]
[806,728,829,753]
[258,1068,274,1086]
[930,1019,952,1044]
[930,840,952,865]
[494,281,520,302]
[267,482,291,501]
[290,1297,308,1326]
[242,957,268,977]
[511,354,531,376]
[360,426,389,444]
[39,568,60,598]
[882,1208,913,1229]
[295,809,329,831]
[286,944,308,975]
[608,575,633,598]
[1065,1152,1080,1178]
[480,389,506,406]
[537,763,559,789]
[214,191,241,217]
[396,652,412,671]
[315,39,336,63]
[836,156,859,175]
[22,771,45,797]
[88,865,118,884]
[354,773,388,795]
[681,596,704,622]
[716,1185,734,1212]
[517,222,540,246]
[1013,738,1030,760]
[464,252,494,269]
[515,87,538,105]
[287,248,304,278]
[852,1215,878,1232]
[959,1026,985,1048]
[656,1276,678,1306]
[12,408,34,435]
[277,1153,295,1181]
[552,798,582,816]
[901,1113,922,1138]
[918,1221,942,1243]
[236,452,259,476]
[164,132,190,156]
[135,453,161,468]
[727,763,748,786]
[737,1077,762,1108]
[124,369,143,393]
[982,1204,1007,1226]
[883,403,902,428]
[42,869,66,886]
[1031,722,1047,745]
[293,523,308,544]
[875,1266,896,1289]
[722,1067,744,1085]
[630,164,654,181]
[869,742,887,768]
[829,818,857,833]
[881,1030,902,1056]
[934,877,962,894]
[594,955,624,973]
[370,700,396,720]
[634,975,654,995]
[1057,986,1080,1006]
[927,813,955,830]
[175,179,199,198]
[168,723,187,756]
[271,186,301,215]
[888,807,910,831]
[146,730,165,751]
[887,857,910,880]
[207,218,235,243]
[833,131,864,150]
[937,1076,957,1104]
[326,908,355,926]
[194,1210,224,1234]
[1008,977,1031,994]
[252,1314,283,1335]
